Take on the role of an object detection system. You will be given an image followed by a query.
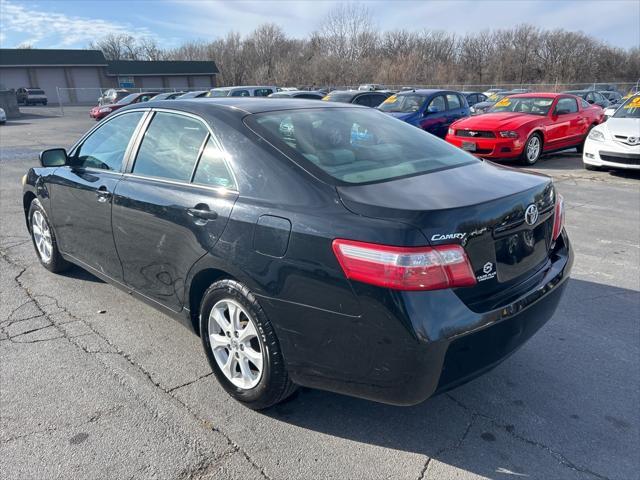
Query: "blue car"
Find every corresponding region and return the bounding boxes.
[377,89,470,138]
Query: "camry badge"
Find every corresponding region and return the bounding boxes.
[525,204,539,226]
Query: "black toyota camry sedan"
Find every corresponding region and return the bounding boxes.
[22,98,573,409]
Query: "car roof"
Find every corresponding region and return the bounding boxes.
[135,97,365,116]
[507,92,564,98]
[211,86,276,91]
[395,89,454,96]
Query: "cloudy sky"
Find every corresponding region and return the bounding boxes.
[1,0,638,49]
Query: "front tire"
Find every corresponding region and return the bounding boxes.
[28,199,71,273]
[200,280,297,410]
[584,163,602,171]
[520,133,542,165]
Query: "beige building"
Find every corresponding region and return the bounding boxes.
[0,49,219,104]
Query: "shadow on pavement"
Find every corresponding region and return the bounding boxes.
[263,278,639,479]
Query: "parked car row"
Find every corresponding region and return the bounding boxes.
[582,94,640,171]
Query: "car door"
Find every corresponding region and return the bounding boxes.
[549,97,581,147]
[445,93,468,126]
[46,110,147,280]
[112,110,238,312]
[419,95,448,137]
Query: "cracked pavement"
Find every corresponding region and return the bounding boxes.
[1,107,638,479]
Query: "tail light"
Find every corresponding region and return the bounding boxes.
[552,193,565,241]
[332,239,476,291]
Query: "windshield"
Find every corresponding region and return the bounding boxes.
[247,108,477,185]
[613,96,640,118]
[116,93,138,104]
[377,94,425,113]
[489,97,553,115]
[208,89,230,97]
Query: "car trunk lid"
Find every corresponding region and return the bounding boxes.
[336,161,556,308]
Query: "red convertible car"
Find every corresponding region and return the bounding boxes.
[445,93,604,164]
[89,92,159,120]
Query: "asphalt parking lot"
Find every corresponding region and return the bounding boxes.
[1,106,638,480]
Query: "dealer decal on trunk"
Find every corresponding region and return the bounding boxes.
[477,262,497,282]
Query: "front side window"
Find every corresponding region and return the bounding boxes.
[231,89,250,97]
[74,112,144,170]
[133,112,208,182]
[248,107,477,185]
[192,138,236,189]
[428,95,446,112]
[446,94,461,110]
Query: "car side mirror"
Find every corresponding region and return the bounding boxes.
[39,148,68,167]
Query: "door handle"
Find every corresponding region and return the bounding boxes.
[96,186,111,203]
[187,205,218,221]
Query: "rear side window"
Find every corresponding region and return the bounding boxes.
[248,107,477,185]
[254,88,273,97]
[192,138,236,189]
[74,112,144,170]
[446,94,461,110]
[133,112,208,182]
[354,95,372,106]
[231,89,250,97]
[556,97,578,113]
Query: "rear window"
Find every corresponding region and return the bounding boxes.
[247,108,477,185]
[29,89,45,95]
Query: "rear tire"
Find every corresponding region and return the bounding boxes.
[520,133,542,165]
[200,279,297,410]
[28,199,71,273]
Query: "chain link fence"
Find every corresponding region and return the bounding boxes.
[330,82,640,94]
[54,87,214,116]
[49,81,640,116]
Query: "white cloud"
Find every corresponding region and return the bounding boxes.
[0,0,155,48]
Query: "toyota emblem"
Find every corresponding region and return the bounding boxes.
[525,204,539,226]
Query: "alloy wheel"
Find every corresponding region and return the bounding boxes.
[208,299,264,389]
[526,136,541,163]
[32,210,53,263]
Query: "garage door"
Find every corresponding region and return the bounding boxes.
[191,76,213,88]
[0,68,30,91]
[70,67,103,104]
[167,76,188,88]
[139,76,163,89]
[35,68,68,104]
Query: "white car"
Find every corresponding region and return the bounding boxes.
[583,95,640,171]
[0,107,6,124]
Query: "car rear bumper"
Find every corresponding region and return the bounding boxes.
[583,138,640,169]
[262,232,573,405]
[446,135,525,159]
